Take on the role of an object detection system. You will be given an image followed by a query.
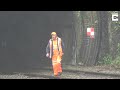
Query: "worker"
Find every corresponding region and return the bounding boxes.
[46,32,64,77]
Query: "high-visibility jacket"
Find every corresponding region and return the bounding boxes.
[47,37,63,76]
[46,37,64,58]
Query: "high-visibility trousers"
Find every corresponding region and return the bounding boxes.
[52,55,62,76]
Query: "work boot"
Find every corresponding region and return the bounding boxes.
[54,75,61,79]
[58,72,62,76]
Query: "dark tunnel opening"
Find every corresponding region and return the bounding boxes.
[0,11,74,72]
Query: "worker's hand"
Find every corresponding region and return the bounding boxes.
[60,53,64,56]
[46,53,49,57]
[57,59,61,64]
[49,56,52,59]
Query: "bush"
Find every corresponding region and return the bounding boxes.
[98,54,112,65]
[117,43,120,55]
[111,56,120,68]
[98,43,120,68]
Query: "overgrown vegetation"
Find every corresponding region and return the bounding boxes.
[98,43,120,68]
[74,11,120,66]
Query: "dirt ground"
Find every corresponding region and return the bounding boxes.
[0,65,120,79]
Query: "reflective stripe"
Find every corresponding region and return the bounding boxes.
[52,60,61,65]
[49,39,52,58]
[52,61,57,65]
[57,37,61,51]
[57,60,61,64]
[52,60,57,63]
[58,37,60,47]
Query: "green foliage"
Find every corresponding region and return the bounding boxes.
[111,56,120,68]
[111,43,120,68]
[98,54,112,65]
[117,43,120,55]
[98,43,120,68]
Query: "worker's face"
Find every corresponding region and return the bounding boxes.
[52,34,57,40]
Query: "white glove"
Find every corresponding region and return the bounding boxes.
[49,56,52,59]
[46,53,52,59]
[46,53,49,57]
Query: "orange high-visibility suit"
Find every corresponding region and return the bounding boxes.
[50,37,63,76]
